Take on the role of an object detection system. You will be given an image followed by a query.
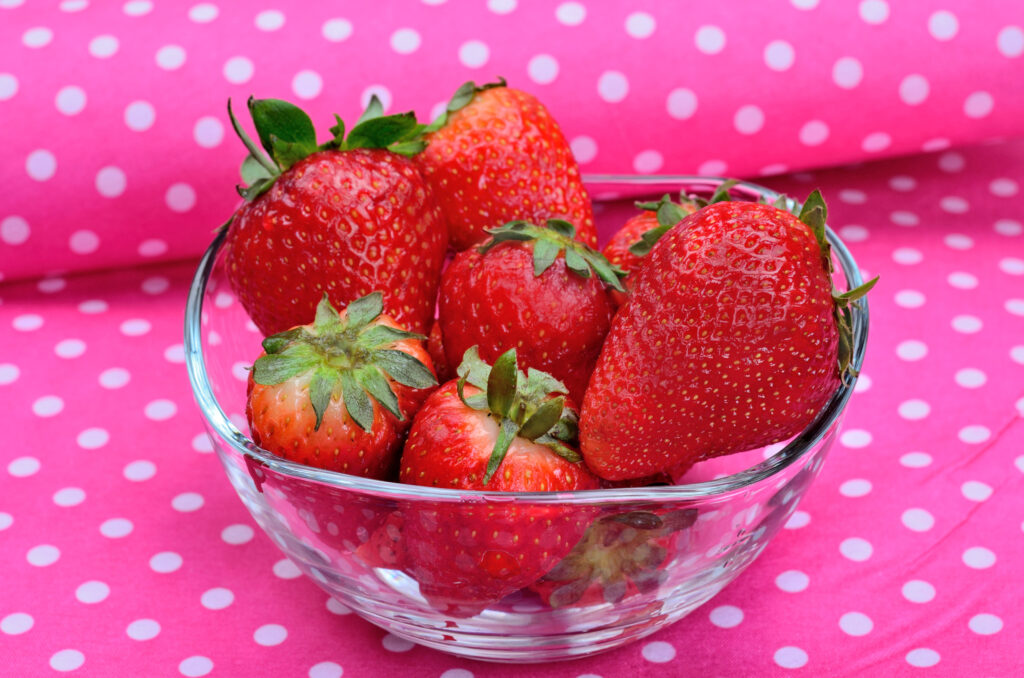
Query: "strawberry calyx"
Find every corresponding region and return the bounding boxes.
[423,77,507,133]
[252,293,437,432]
[227,95,426,203]
[481,219,626,292]
[455,347,581,484]
[627,191,706,257]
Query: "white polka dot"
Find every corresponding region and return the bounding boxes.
[69,230,100,254]
[894,290,925,307]
[150,551,183,573]
[733,105,765,135]
[840,429,872,448]
[124,460,156,482]
[954,368,986,388]
[121,318,152,336]
[27,544,61,566]
[292,70,323,100]
[889,210,919,227]
[125,101,155,131]
[666,88,698,119]
[968,613,1003,635]
[221,524,254,545]
[126,619,161,641]
[322,18,352,42]
[760,164,788,176]
[785,510,811,529]
[839,479,872,497]
[962,546,996,569]
[859,0,889,24]
[893,247,923,265]
[899,74,929,105]
[774,646,808,669]
[838,225,869,242]
[951,315,982,333]
[139,238,168,257]
[77,427,109,449]
[836,189,866,204]
[100,367,131,389]
[145,399,177,421]
[8,456,40,477]
[179,656,213,677]
[641,640,676,663]
[37,277,66,294]
[941,198,970,215]
[49,649,85,672]
[458,40,489,68]
[791,0,819,8]
[964,91,994,118]
[33,395,64,417]
[273,558,302,579]
[254,623,288,646]
[527,54,559,84]
[123,1,152,16]
[961,480,993,502]
[165,344,186,363]
[193,432,214,453]
[959,425,991,444]
[999,257,1024,275]
[55,85,87,115]
[0,513,12,531]
[309,662,344,678]
[555,2,585,25]
[698,159,728,176]
[89,34,119,58]
[99,518,134,538]
[26,149,57,181]
[901,508,934,532]
[23,26,54,48]
[0,363,19,385]
[793,119,829,146]
[0,73,18,100]
[937,153,964,174]
[862,132,891,152]
[906,648,940,668]
[1,613,34,635]
[255,9,285,31]
[839,612,873,636]
[832,57,863,89]
[172,492,204,512]
[889,175,917,192]
[764,40,794,71]
[923,137,951,152]
[775,570,809,592]
[390,28,421,55]
[201,588,235,610]
[193,116,225,149]
[54,487,86,506]
[633,150,663,174]
[1,215,30,245]
[382,633,414,653]
[91,166,127,200]
[947,272,978,289]
[13,314,43,331]
[155,45,186,70]
[141,276,170,295]
[165,182,197,212]
[694,25,726,54]
[597,71,629,103]
[997,25,1024,57]
[625,12,655,39]
[570,136,597,164]
[902,579,935,603]
[224,56,254,84]
[76,580,110,604]
[898,399,930,420]
[928,10,958,40]
[487,0,515,14]
[1013,347,1024,365]
[840,537,872,561]
[1007,299,1024,316]
[708,605,743,628]
[326,598,351,615]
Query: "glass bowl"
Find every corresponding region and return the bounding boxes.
[184,176,870,663]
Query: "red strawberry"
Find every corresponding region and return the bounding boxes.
[426,321,454,384]
[438,220,621,404]
[601,193,699,306]
[415,79,597,251]
[394,348,600,614]
[580,191,877,481]
[223,96,447,336]
[246,293,438,478]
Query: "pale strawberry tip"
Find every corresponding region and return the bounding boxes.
[252,293,436,433]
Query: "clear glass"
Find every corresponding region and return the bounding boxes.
[185,176,869,662]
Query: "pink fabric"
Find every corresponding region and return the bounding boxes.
[2,2,1024,676]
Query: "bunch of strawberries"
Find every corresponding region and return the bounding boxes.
[222,79,874,612]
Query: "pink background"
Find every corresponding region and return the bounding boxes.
[2,1,1023,676]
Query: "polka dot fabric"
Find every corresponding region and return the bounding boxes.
[2,1,1023,281]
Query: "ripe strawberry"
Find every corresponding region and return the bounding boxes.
[246,293,438,478]
[601,193,699,306]
[393,348,600,614]
[223,96,447,336]
[426,321,454,384]
[415,79,597,251]
[580,191,877,481]
[438,219,621,404]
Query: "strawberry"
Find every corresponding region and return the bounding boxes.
[601,193,699,306]
[223,96,447,336]
[580,191,877,481]
[392,348,600,614]
[426,321,454,384]
[438,220,621,404]
[246,293,438,478]
[415,79,597,251]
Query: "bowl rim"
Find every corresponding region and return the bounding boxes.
[184,175,870,504]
